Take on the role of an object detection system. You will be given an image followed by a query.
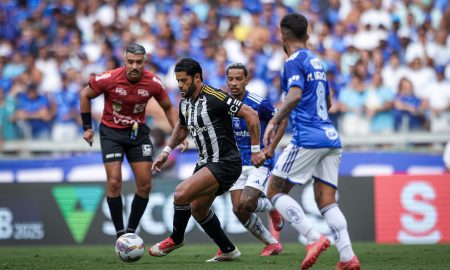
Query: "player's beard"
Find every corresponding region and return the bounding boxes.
[127,69,142,82]
[182,82,196,98]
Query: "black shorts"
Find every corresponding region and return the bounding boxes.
[99,123,153,163]
[194,159,242,196]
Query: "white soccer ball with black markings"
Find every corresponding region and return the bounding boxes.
[115,233,145,262]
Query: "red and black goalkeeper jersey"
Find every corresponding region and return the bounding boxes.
[89,67,168,129]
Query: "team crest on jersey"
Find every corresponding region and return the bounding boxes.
[137,89,149,97]
[112,100,122,112]
[310,58,323,69]
[324,127,339,140]
[232,117,240,129]
[115,87,127,96]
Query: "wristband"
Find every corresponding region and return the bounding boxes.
[162,145,173,154]
[251,145,261,153]
[81,112,92,131]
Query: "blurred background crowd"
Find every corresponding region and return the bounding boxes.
[0,0,450,145]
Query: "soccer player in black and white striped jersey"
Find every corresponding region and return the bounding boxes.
[149,58,266,262]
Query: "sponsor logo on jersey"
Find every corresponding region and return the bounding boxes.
[288,74,300,85]
[188,125,208,136]
[112,100,122,112]
[133,103,146,114]
[115,87,127,96]
[112,111,137,126]
[234,130,250,137]
[137,89,149,97]
[310,58,323,69]
[95,73,111,81]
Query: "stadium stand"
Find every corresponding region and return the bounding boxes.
[0,0,449,154]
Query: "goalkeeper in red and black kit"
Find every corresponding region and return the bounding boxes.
[80,43,188,238]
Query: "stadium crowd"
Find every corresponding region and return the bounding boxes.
[0,0,450,144]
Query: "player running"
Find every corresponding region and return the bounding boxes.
[226,63,287,256]
[149,58,266,262]
[263,14,360,270]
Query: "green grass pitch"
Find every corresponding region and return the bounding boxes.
[1,242,450,270]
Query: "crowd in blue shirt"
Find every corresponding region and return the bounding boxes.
[0,0,449,143]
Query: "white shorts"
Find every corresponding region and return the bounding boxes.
[271,144,342,188]
[229,166,270,192]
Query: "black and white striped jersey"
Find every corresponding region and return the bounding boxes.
[179,84,243,165]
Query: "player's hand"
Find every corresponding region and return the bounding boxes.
[263,120,277,146]
[83,129,94,146]
[152,152,169,173]
[251,151,266,168]
[177,139,189,152]
[262,145,275,159]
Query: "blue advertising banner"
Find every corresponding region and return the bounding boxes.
[0,151,446,182]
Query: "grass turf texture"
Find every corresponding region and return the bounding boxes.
[1,243,449,270]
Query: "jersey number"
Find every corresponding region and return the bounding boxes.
[316,82,328,120]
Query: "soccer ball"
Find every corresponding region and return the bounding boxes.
[115,233,145,263]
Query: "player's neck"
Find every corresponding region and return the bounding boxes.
[232,90,246,101]
[286,41,307,56]
[190,84,204,101]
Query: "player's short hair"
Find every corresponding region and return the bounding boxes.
[174,58,203,81]
[226,63,248,77]
[124,43,146,58]
[280,13,309,41]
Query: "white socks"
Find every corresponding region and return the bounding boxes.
[244,213,278,245]
[272,193,320,243]
[321,203,355,262]
[255,197,273,212]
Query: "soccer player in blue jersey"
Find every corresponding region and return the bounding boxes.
[263,14,360,270]
[226,63,287,256]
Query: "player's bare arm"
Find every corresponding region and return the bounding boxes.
[152,121,189,172]
[158,97,189,151]
[263,117,288,158]
[158,97,178,129]
[237,104,265,167]
[264,86,302,146]
[80,85,101,146]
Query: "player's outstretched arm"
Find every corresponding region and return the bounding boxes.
[152,121,189,172]
[237,104,265,167]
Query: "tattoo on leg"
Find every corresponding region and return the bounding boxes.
[271,177,293,193]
